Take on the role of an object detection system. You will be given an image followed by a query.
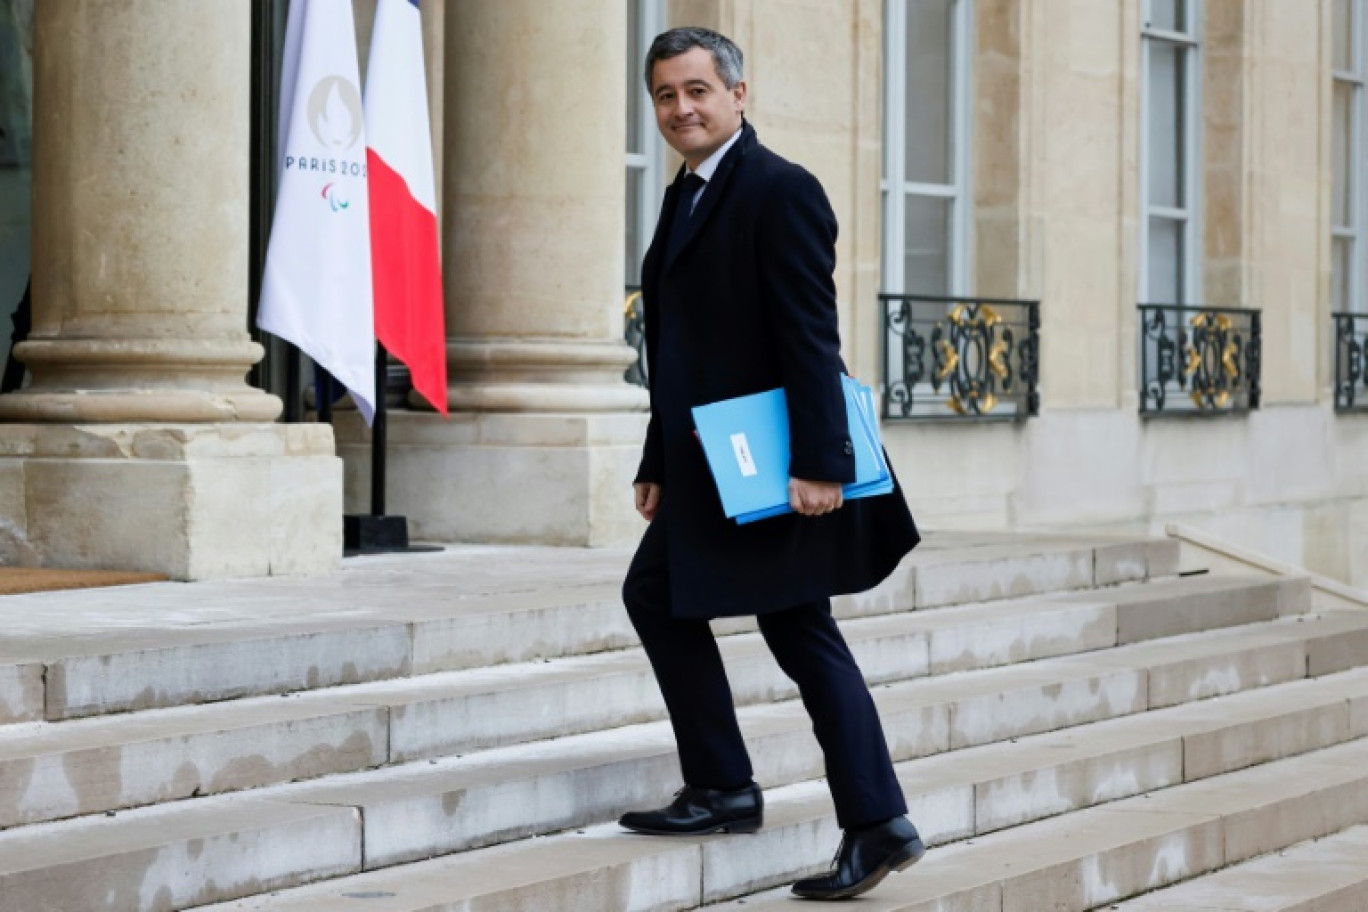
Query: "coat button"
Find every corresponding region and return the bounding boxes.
[843,440,853,455]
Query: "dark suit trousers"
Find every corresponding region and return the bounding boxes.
[622,507,908,830]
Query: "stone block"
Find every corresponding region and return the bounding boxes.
[1000,817,1226,912]
[1182,701,1349,782]
[925,599,1116,675]
[1142,738,1368,863]
[1095,541,1148,586]
[1145,538,1181,578]
[0,701,388,828]
[1111,824,1368,912]
[1352,693,1368,737]
[383,657,667,762]
[266,454,343,577]
[45,624,412,719]
[1276,575,1314,616]
[913,545,1094,607]
[0,661,43,723]
[1307,624,1368,676]
[2,423,341,580]
[196,828,703,912]
[326,748,682,869]
[341,412,650,549]
[0,797,361,911]
[974,739,1182,834]
[409,585,637,673]
[1145,641,1308,709]
[946,665,1147,749]
[1114,578,1280,645]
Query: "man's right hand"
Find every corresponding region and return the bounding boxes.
[634,482,663,521]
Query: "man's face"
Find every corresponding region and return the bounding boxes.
[650,47,747,170]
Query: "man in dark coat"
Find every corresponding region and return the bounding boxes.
[617,27,925,900]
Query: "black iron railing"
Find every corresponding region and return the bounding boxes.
[880,294,1040,421]
[624,286,648,387]
[1335,312,1368,411]
[1138,304,1260,416]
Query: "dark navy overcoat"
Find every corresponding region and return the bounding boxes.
[634,122,919,620]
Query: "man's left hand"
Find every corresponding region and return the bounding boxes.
[790,477,844,516]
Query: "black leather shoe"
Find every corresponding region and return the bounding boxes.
[618,783,763,836]
[791,816,925,900]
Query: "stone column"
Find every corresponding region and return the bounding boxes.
[336,0,649,547]
[0,1,341,578]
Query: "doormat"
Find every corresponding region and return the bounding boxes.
[0,568,169,596]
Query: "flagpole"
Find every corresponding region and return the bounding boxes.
[371,343,388,516]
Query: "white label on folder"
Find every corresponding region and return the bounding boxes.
[730,433,758,477]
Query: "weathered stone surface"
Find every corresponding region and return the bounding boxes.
[912,543,1095,607]
[1095,540,1149,586]
[1112,824,1368,911]
[1111,575,1282,644]
[0,700,388,828]
[197,828,703,912]
[44,624,413,719]
[0,661,43,724]
[0,797,360,911]
[1144,640,1308,708]
[1182,700,1350,782]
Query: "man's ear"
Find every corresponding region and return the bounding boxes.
[732,80,748,112]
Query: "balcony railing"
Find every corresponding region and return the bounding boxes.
[1138,304,1261,416]
[1334,312,1367,411]
[624,285,648,388]
[880,294,1040,421]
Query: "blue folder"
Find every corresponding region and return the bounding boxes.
[691,375,892,524]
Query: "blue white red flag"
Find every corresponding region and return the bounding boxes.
[364,0,448,414]
[257,0,376,423]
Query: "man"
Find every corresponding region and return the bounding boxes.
[617,27,925,901]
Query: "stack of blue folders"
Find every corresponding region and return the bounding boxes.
[691,375,892,524]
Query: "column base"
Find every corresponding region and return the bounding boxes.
[0,423,341,579]
[334,410,650,548]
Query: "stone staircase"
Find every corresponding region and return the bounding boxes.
[0,533,1365,911]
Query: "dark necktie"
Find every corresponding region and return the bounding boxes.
[667,173,706,260]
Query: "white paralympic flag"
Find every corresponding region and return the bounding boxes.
[257,0,375,424]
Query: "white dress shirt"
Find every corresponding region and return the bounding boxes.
[682,126,744,213]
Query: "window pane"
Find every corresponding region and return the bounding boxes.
[625,170,642,285]
[1333,235,1353,313]
[1334,79,1355,229]
[1147,40,1184,209]
[904,194,950,294]
[1148,0,1185,32]
[904,0,954,185]
[1148,217,1184,304]
[627,0,643,154]
[1334,0,1354,72]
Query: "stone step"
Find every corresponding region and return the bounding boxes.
[1,573,1249,830]
[0,574,1264,829]
[711,736,1368,912]
[4,611,1363,910]
[0,535,1179,722]
[1107,824,1368,912]
[189,670,1368,912]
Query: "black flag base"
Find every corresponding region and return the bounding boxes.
[343,514,443,557]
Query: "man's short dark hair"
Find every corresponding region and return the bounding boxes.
[644,27,744,91]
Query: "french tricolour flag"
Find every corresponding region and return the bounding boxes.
[364,0,448,415]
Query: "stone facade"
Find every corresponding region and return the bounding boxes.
[1,0,1363,583]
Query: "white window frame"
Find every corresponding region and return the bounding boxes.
[626,0,665,285]
[881,0,974,295]
[1333,0,1366,314]
[1138,0,1203,305]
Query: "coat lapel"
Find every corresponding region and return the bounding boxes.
[662,121,756,273]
